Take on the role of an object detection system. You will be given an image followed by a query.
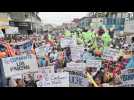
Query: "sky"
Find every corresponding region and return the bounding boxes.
[39,12,88,26]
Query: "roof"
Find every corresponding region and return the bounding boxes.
[79,17,90,21]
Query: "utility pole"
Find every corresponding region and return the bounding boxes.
[30,12,33,32]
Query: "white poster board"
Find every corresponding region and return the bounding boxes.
[65,62,86,71]
[60,37,77,48]
[86,60,102,68]
[2,54,38,77]
[102,48,120,61]
[66,70,89,87]
[36,72,69,87]
[71,45,84,61]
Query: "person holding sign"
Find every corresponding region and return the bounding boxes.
[102,30,112,48]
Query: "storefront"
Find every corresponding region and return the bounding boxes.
[9,21,32,34]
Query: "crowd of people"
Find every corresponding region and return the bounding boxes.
[0,26,133,87]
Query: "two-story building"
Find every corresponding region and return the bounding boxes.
[8,12,43,34]
[79,17,91,30]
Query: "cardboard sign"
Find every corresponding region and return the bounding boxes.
[36,72,69,87]
[60,37,76,48]
[35,46,45,58]
[102,48,120,61]
[71,46,84,61]
[2,54,38,77]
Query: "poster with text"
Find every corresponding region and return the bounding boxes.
[2,54,38,77]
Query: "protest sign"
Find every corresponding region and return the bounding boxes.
[67,70,89,87]
[65,62,86,71]
[64,62,89,87]
[13,40,33,54]
[86,60,102,68]
[86,60,102,76]
[60,37,77,48]
[102,48,120,61]
[36,72,69,87]
[36,66,55,80]
[71,45,84,61]
[121,68,134,86]
[2,54,38,77]
[35,46,45,58]
[38,66,54,74]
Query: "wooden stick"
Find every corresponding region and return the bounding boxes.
[86,72,98,87]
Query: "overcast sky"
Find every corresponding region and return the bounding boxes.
[39,12,88,26]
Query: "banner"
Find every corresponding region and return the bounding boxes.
[60,37,76,48]
[36,72,69,87]
[71,45,84,61]
[0,21,9,26]
[6,27,19,34]
[102,48,120,61]
[13,40,33,54]
[2,54,38,77]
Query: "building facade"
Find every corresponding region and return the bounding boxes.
[79,17,91,29]
[8,12,43,34]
